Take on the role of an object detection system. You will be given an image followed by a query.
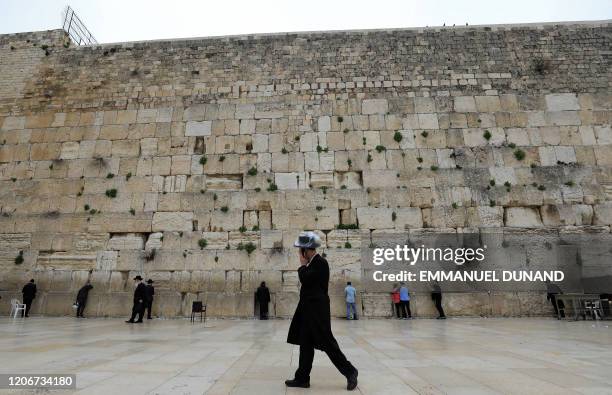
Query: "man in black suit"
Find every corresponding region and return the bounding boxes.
[76,281,93,318]
[22,279,37,317]
[256,281,271,320]
[126,275,146,323]
[285,232,358,391]
[145,279,155,319]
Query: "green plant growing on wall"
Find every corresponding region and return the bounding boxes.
[393,131,403,143]
[267,183,278,191]
[220,206,229,213]
[514,149,526,161]
[237,242,256,255]
[367,154,373,162]
[392,212,397,221]
[252,225,259,231]
[489,179,496,187]
[239,226,247,233]
[129,208,135,215]
[344,242,352,249]
[431,165,439,171]
[564,181,575,187]
[281,147,288,154]
[126,172,132,181]
[15,251,24,265]
[106,173,115,179]
[247,167,257,176]
[219,155,225,162]
[421,131,429,138]
[199,156,207,165]
[375,145,386,153]
[105,189,117,198]
[417,157,423,163]
[337,116,343,123]
[508,143,516,149]
[336,223,358,230]
[483,130,492,140]
[452,202,458,209]
[198,239,208,249]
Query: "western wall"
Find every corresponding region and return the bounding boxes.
[0,21,610,318]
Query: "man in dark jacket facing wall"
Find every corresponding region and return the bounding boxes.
[126,275,146,323]
[285,231,358,391]
[256,281,271,320]
[21,279,37,317]
[145,279,155,319]
[76,281,93,318]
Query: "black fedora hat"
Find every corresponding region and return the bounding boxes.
[133,275,143,281]
[147,279,154,284]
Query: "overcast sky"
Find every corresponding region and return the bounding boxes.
[1,0,610,43]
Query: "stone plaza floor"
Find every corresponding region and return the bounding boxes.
[0,316,611,395]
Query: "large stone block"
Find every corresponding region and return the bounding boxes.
[361,99,388,115]
[545,93,580,111]
[504,207,542,227]
[152,212,194,232]
[357,207,394,229]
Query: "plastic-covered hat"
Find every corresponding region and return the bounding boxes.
[293,231,322,249]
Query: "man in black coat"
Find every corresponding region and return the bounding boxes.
[145,279,155,319]
[76,281,93,318]
[126,275,146,323]
[431,282,446,319]
[285,232,358,391]
[21,279,37,317]
[256,281,271,320]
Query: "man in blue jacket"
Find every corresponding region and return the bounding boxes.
[285,232,358,391]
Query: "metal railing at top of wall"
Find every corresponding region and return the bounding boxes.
[62,6,98,46]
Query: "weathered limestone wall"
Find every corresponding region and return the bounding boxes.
[0,22,610,317]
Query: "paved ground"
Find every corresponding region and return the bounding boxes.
[0,316,611,395]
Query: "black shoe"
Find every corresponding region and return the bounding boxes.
[147,317,152,320]
[285,379,310,388]
[135,320,143,323]
[125,320,134,323]
[347,370,358,391]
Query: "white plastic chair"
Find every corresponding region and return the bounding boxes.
[10,299,26,318]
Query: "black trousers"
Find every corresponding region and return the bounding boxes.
[23,298,33,317]
[145,300,153,319]
[129,301,144,322]
[259,302,268,319]
[294,342,356,382]
[399,300,411,318]
[76,298,87,317]
[433,296,446,318]
[394,302,401,318]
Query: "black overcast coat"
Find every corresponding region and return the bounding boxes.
[77,284,93,300]
[134,283,147,303]
[287,254,339,351]
[145,284,155,302]
[22,283,37,300]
